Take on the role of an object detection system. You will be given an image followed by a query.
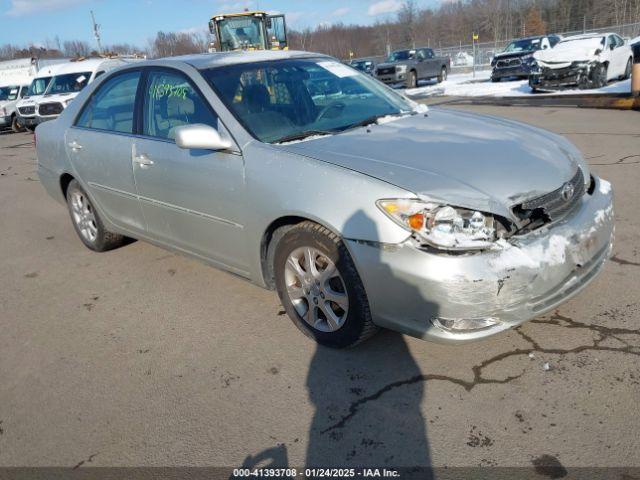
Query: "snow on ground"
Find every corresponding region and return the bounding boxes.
[403,70,632,99]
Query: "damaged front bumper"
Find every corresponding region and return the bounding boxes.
[347,176,614,343]
[529,63,590,90]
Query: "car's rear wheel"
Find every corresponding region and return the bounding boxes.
[66,179,125,252]
[273,221,378,348]
[406,70,417,89]
[437,66,448,83]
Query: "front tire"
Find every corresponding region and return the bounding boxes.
[66,179,125,252]
[406,70,418,89]
[11,115,23,133]
[623,58,632,80]
[273,222,378,348]
[591,63,608,89]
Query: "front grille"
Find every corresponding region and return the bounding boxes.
[516,168,586,224]
[18,106,36,116]
[496,58,522,68]
[38,102,64,116]
[541,66,580,81]
[377,67,396,76]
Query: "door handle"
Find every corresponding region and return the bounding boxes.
[68,141,83,151]
[133,153,154,168]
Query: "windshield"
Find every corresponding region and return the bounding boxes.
[504,38,542,53]
[217,16,266,50]
[27,77,52,97]
[46,71,92,95]
[0,86,20,101]
[351,60,373,71]
[204,58,415,143]
[386,50,414,62]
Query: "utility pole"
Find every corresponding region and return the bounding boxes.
[91,10,103,54]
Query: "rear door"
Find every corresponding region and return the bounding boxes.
[131,68,248,272]
[423,49,439,78]
[66,69,146,233]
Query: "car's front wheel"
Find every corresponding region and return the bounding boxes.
[11,115,23,133]
[590,63,608,89]
[623,58,632,80]
[273,221,377,348]
[406,70,418,89]
[66,179,125,252]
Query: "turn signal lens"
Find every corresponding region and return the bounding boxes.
[408,213,425,230]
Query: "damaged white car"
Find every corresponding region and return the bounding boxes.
[530,33,633,91]
[36,51,615,347]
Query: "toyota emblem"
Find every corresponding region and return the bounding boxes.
[561,182,575,201]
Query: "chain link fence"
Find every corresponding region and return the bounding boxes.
[432,21,640,69]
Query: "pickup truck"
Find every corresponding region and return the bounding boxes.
[375,48,451,88]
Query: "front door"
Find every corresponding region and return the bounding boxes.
[66,70,146,233]
[132,68,248,273]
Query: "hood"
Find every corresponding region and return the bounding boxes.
[534,42,600,64]
[494,50,537,60]
[278,110,582,219]
[377,61,410,69]
[40,92,77,103]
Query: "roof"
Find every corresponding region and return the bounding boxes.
[561,33,613,41]
[173,50,329,69]
[51,57,137,75]
[211,10,267,19]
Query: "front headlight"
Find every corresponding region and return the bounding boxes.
[396,65,407,74]
[377,199,498,251]
[64,98,74,106]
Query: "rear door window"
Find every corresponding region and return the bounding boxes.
[75,70,141,134]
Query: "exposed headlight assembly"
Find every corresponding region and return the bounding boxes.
[377,199,503,251]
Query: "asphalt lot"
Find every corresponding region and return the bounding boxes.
[1,105,639,473]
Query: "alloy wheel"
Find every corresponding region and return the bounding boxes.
[70,190,98,243]
[284,246,349,332]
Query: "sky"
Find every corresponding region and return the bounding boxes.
[0,0,442,49]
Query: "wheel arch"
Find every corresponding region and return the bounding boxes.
[260,215,342,290]
[60,172,75,198]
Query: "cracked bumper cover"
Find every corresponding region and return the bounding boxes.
[347,176,614,344]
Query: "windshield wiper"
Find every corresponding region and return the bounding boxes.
[274,130,334,144]
[338,111,416,132]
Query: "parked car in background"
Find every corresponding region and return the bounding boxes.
[16,63,65,131]
[349,57,378,75]
[453,51,474,67]
[375,48,450,88]
[491,35,561,82]
[36,50,614,348]
[530,33,633,91]
[0,84,29,132]
[34,57,142,125]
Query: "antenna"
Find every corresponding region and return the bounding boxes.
[91,10,103,54]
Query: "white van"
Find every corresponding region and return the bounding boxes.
[0,84,29,131]
[35,57,142,125]
[15,63,65,131]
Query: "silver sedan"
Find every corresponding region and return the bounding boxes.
[36,51,614,347]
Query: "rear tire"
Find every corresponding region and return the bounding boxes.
[65,179,125,252]
[437,66,447,83]
[273,221,378,348]
[406,70,418,89]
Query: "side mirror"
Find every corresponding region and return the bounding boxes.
[174,124,232,151]
[610,43,615,50]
